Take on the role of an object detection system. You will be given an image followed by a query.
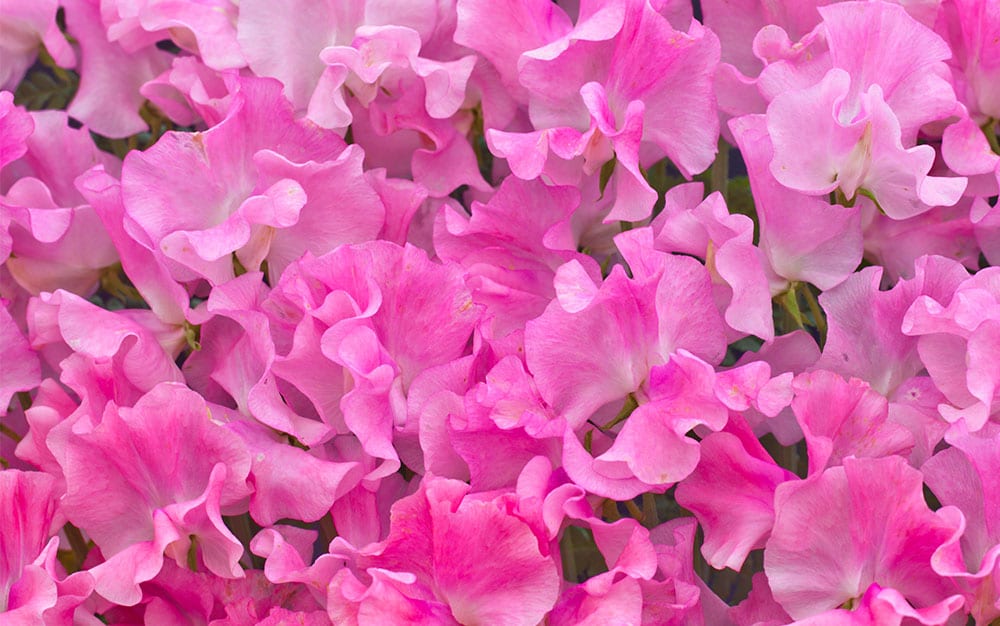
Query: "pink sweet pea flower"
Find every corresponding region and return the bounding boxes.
[925,422,1000,624]
[862,201,984,282]
[200,242,477,485]
[99,0,245,70]
[902,267,1000,430]
[0,305,39,412]
[765,455,964,620]
[766,68,966,220]
[486,0,721,222]
[791,370,914,475]
[816,254,970,397]
[0,0,75,91]
[26,289,185,419]
[122,76,384,286]
[2,109,120,297]
[433,176,602,338]
[444,356,564,491]
[648,182,775,341]
[524,242,726,432]
[675,413,796,571]
[730,113,863,292]
[327,475,560,625]
[936,0,1000,120]
[59,383,252,606]
[61,0,172,138]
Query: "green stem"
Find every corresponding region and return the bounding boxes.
[561,529,579,583]
[320,513,337,548]
[601,393,638,431]
[801,284,827,345]
[983,119,1000,156]
[0,423,22,443]
[64,523,90,571]
[710,140,730,201]
[642,493,659,528]
[623,499,644,524]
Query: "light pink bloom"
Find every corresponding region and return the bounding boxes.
[433,176,602,338]
[525,239,726,432]
[862,201,983,282]
[486,0,721,222]
[0,305,39,411]
[99,0,245,70]
[140,55,240,127]
[816,1,956,137]
[648,182,775,341]
[446,356,563,491]
[596,353,775,490]
[758,1,958,140]
[902,267,1000,430]
[816,254,970,396]
[2,109,119,297]
[62,0,172,138]
[0,0,75,91]
[730,114,862,292]
[27,289,185,418]
[791,370,914,474]
[766,68,965,219]
[319,25,476,121]
[123,76,383,285]
[937,0,1000,119]
[236,0,361,119]
[925,422,1000,624]
[675,414,796,571]
[207,242,478,485]
[238,0,450,125]
[327,475,560,625]
[765,455,964,620]
[60,383,252,606]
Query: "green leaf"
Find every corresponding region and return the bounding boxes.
[598,156,617,198]
[779,285,805,329]
[726,176,758,244]
[14,67,79,111]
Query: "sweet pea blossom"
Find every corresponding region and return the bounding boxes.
[3,0,1000,623]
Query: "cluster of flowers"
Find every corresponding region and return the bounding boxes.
[2,0,999,624]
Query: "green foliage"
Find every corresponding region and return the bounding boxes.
[14,48,79,111]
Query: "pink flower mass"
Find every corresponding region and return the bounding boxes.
[2,0,999,624]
